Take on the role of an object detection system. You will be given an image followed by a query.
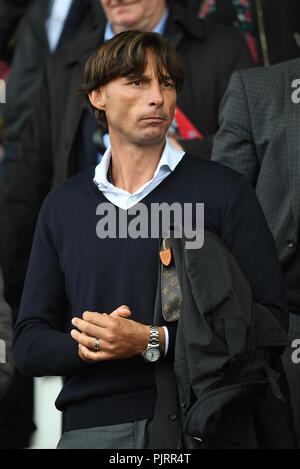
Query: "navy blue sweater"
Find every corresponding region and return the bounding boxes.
[13,155,288,431]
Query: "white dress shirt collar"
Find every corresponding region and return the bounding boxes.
[93,138,185,209]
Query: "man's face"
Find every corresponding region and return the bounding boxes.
[92,51,177,147]
[100,0,167,30]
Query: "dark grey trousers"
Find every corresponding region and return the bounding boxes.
[56,419,152,449]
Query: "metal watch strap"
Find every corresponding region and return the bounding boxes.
[142,326,160,360]
[149,325,159,345]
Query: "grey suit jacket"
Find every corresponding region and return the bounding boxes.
[211,58,300,264]
[0,268,13,398]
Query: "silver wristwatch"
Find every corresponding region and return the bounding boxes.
[142,326,161,362]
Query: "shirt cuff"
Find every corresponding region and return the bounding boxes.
[162,326,169,356]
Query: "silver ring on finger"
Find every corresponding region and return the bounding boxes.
[93,337,100,352]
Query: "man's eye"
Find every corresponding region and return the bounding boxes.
[162,82,173,88]
[132,80,141,86]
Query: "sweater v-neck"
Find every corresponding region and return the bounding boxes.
[89,153,189,210]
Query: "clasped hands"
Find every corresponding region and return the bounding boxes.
[71,305,163,363]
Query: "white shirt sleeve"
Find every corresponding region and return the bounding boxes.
[162,326,169,356]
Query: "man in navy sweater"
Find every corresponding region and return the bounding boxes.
[13,31,288,449]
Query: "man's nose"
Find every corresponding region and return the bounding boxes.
[148,82,164,107]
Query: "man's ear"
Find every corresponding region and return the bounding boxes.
[88,87,106,111]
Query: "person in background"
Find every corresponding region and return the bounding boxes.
[197,0,299,66]
[0,0,106,172]
[0,0,106,450]
[211,57,300,445]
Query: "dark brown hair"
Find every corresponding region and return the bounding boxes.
[79,30,185,128]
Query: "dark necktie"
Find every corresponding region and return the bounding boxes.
[159,238,182,322]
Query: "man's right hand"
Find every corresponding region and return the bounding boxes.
[71,305,150,363]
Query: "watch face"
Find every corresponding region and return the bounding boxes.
[145,347,160,362]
